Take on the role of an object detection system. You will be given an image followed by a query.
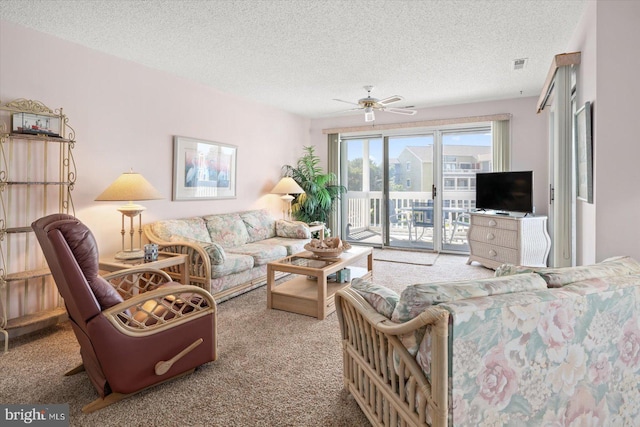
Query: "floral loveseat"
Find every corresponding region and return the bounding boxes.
[335,256,640,426]
[143,209,311,302]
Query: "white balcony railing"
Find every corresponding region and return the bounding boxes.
[344,191,472,248]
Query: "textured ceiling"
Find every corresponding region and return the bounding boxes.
[0,0,587,118]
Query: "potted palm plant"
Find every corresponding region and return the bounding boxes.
[282,146,346,235]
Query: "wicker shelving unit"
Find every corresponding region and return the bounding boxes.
[0,98,76,352]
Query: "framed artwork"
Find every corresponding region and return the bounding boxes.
[172,136,237,201]
[575,101,593,203]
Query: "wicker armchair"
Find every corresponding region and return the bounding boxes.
[32,214,217,413]
[335,287,449,427]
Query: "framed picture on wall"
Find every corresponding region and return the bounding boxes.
[575,101,593,203]
[172,136,237,200]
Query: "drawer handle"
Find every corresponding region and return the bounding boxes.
[488,220,497,227]
[486,233,495,240]
[488,249,497,257]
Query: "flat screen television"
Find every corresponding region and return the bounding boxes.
[475,171,534,214]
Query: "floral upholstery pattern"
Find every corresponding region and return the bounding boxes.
[439,274,640,426]
[151,218,212,243]
[168,235,226,265]
[276,220,312,239]
[351,278,400,318]
[391,273,547,323]
[203,243,226,265]
[240,209,276,242]
[204,213,250,248]
[227,243,287,265]
[210,253,254,279]
[210,264,268,295]
[534,255,640,287]
[261,237,309,255]
[146,210,311,302]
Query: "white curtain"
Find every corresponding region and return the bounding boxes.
[492,120,511,172]
[327,133,341,238]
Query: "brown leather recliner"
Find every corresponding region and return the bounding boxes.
[32,214,217,413]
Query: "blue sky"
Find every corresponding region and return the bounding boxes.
[347,133,491,164]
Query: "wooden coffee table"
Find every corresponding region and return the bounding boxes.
[267,246,373,319]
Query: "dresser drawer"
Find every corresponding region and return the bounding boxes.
[468,241,519,265]
[471,215,518,231]
[468,226,519,249]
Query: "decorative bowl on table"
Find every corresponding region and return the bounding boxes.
[304,238,351,258]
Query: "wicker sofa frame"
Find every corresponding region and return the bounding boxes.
[335,287,449,427]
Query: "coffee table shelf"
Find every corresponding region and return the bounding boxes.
[267,246,372,319]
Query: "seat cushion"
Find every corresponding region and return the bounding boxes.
[261,237,309,255]
[227,243,287,266]
[204,213,250,248]
[210,253,254,278]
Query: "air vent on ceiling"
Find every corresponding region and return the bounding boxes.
[512,58,528,70]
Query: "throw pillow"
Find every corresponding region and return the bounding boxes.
[275,220,311,239]
[351,278,399,319]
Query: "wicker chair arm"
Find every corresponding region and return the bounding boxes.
[142,225,212,292]
[103,267,173,298]
[102,284,216,337]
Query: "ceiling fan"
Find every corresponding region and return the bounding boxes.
[333,85,417,122]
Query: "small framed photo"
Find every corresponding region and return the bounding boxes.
[12,112,61,137]
[172,136,237,201]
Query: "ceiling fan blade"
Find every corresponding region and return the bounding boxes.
[384,107,417,116]
[333,98,360,106]
[377,95,404,106]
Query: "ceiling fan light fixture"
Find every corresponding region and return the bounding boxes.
[364,107,375,122]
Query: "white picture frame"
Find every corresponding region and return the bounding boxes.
[172,136,237,201]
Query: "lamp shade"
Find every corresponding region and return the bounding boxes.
[271,177,304,195]
[95,172,163,202]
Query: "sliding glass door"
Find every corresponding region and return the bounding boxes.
[342,137,384,245]
[341,125,492,253]
[387,135,434,249]
[440,128,492,252]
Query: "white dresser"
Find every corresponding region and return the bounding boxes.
[467,213,551,269]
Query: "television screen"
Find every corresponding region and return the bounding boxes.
[475,171,533,213]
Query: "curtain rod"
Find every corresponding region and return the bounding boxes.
[322,113,512,134]
[536,52,581,113]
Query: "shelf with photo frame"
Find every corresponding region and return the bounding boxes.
[0,98,76,352]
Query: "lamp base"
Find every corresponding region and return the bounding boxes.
[114,249,145,260]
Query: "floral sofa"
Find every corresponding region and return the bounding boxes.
[335,256,640,426]
[143,209,311,302]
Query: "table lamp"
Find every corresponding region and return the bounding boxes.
[95,170,163,259]
[271,177,304,220]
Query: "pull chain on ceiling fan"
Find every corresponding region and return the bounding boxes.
[333,85,417,122]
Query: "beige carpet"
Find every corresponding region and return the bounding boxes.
[0,251,492,426]
[373,248,439,266]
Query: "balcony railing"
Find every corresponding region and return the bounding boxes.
[344,191,472,249]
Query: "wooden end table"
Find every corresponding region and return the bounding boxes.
[99,251,189,285]
[267,246,373,320]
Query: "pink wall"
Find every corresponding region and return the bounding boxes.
[564,0,640,263]
[567,1,597,265]
[0,21,310,254]
[310,97,550,216]
[594,1,640,262]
